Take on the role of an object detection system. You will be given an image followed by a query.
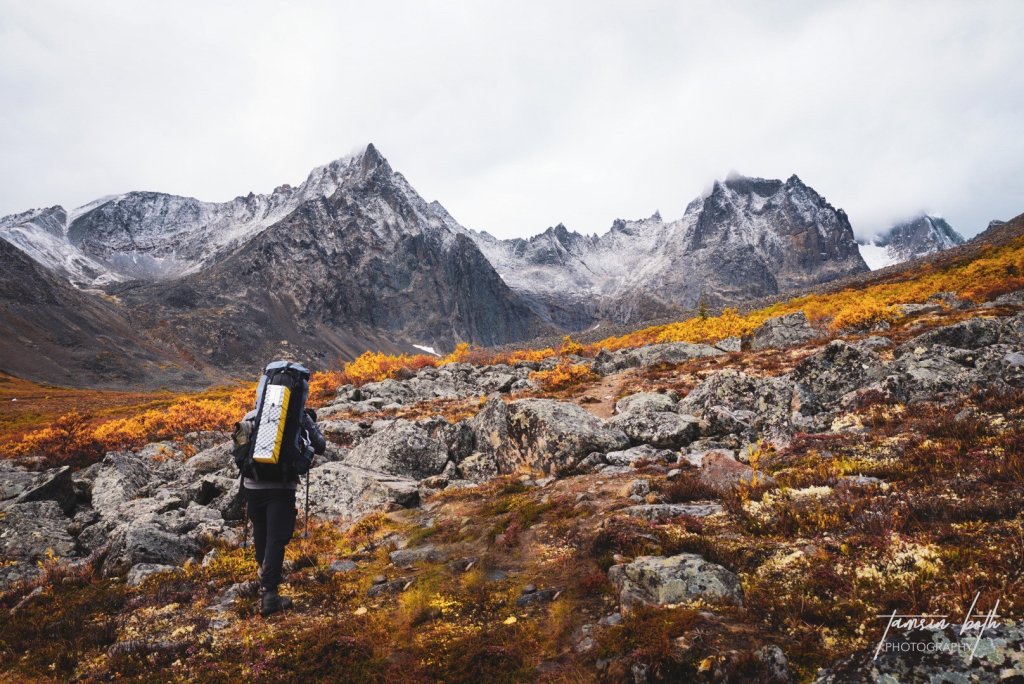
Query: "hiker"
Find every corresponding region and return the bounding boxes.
[233,361,327,617]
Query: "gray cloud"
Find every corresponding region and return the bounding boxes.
[1,0,1021,240]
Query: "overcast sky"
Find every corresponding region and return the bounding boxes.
[1,1,1021,240]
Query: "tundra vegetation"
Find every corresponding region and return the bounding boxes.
[1,229,1023,682]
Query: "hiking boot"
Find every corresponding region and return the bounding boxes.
[260,590,293,617]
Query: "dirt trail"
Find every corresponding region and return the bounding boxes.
[574,369,635,419]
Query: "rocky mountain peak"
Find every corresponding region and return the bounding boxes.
[858,214,966,269]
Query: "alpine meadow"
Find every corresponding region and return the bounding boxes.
[2,2,1024,683]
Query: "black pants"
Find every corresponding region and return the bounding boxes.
[244,487,297,592]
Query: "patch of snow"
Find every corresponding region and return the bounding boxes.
[858,243,898,270]
[413,344,439,356]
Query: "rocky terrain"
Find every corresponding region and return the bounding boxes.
[2,278,1023,681]
[0,148,931,387]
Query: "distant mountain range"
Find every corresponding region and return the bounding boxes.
[0,144,969,386]
[857,215,966,270]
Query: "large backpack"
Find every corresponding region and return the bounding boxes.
[233,360,313,482]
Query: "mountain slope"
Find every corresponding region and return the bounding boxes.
[858,214,965,269]
[465,174,868,328]
[0,239,208,387]
[115,145,552,370]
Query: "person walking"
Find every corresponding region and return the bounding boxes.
[242,404,326,617]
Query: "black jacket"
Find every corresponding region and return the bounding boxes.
[301,412,327,456]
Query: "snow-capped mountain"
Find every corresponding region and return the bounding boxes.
[0,146,880,385]
[463,173,868,328]
[0,157,356,286]
[858,214,965,270]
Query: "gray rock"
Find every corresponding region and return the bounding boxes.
[605,444,676,467]
[813,622,1024,683]
[897,317,1003,353]
[678,370,794,447]
[389,544,447,567]
[103,516,201,577]
[91,451,159,517]
[621,503,724,521]
[4,465,76,515]
[126,563,179,587]
[608,410,700,449]
[327,559,358,574]
[614,392,677,415]
[185,441,233,476]
[344,419,449,480]
[305,462,419,519]
[714,336,742,353]
[608,554,743,611]
[898,302,943,316]
[594,342,723,374]
[749,312,817,350]
[497,399,630,476]
[791,340,886,416]
[0,500,75,567]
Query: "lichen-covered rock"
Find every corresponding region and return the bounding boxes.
[497,399,630,476]
[621,503,723,521]
[1,464,76,515]
[608,553,743,611]
[813,622,1024,683]
[185,440,233,476]
[91,451,158,517]
[389,544,447,567]
[126,563,180,587]
[0,500,76,568]
[897,317,1004,354]
[698,449,765,493]
[593,342,723,375]
[344,420,450,480]
[305,462,419,519]
[748,312,816,350]
[604,444,676,467]
[614,392,678,415]
[608,410,700,449]
[678,370,794,447]
[791,340,886,416]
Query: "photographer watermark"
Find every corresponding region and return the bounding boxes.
[874,593,1002,662]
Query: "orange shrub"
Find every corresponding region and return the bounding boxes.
[529,359,598,391]
[559,335,585,356]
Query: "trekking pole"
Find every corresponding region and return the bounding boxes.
[303,472,311,539]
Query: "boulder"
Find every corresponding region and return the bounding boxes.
[621,503,724,521]
[2,465,76,515]
[103,519,199,577]
[698,449,764,493]
[813,622,1024,683]
[494,399,630,476]
[185,440,233,476]
[593,342,722,374]
[604,444,676,467]
[0,500,76,566]
[608,410,700,449]
[389,544,447,567]
[91,451,159,517]
[678,370,794,446]
[126,563,180,587]
[305,462,419,519]
[608,554,743,611]
[749,312,817,350]
[614,392,678,415]
[791,340,886,416]
[344,420,450,480]
[897,317,1003,354]
[892,346,983,398]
